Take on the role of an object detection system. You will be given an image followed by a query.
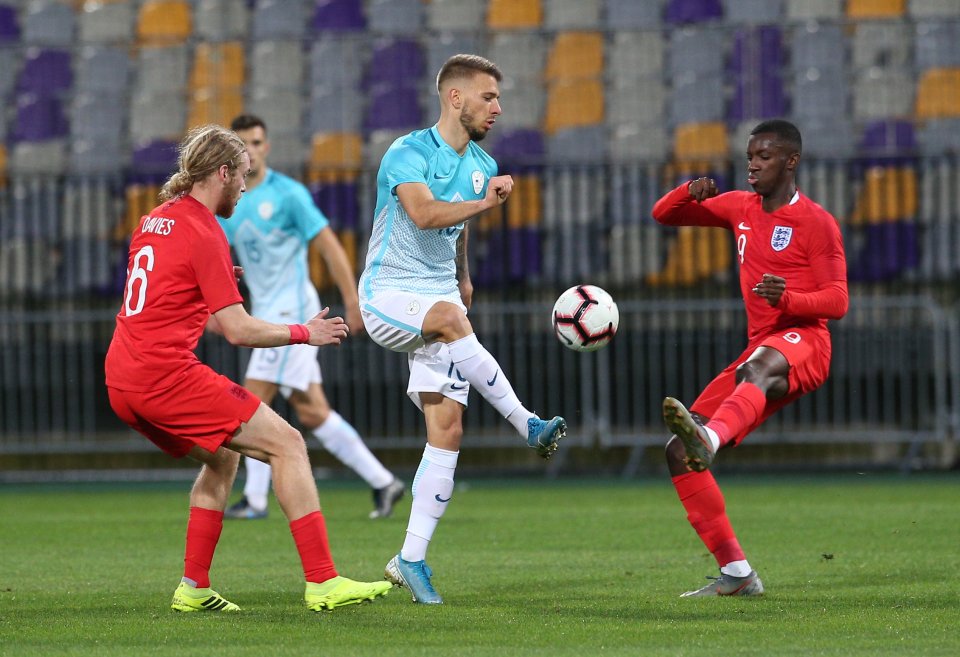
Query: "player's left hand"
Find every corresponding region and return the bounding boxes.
[752,273,786,307]
[305,307,349,346]
[233,265,244,281]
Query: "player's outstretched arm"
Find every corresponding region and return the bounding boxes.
[312,227,364,334]
[396,175,513,230]
[212,303,348,348]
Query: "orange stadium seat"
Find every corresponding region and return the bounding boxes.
[673,122,729,160]
[308,132,363,184]
[646,226,731,287]
[0,144,7,188]
[487,0,542,29]
[119,184,161,240]
[137,0,192,45]
[914,68,960,119]
[544,79,604,134]
[190,42,245,91]
[846,0,906,18]
[187,88,244,129]
[850,166,918,224]
[545,32,604,82]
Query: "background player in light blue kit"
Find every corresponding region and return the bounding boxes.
[215,115,404,520]
[359,54,567,604]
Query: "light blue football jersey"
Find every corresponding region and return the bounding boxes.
[218,169,328,323]
[359,126,498,302]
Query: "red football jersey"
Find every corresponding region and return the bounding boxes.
[652,184,847,344]
[105,195,243,391]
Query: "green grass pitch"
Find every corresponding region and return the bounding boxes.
[1,474,957,657]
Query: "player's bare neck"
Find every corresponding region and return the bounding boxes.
[436,118,470,155]
[760,183,797,213]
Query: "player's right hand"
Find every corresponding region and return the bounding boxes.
[687,177,718,202]
[486,175,514,206]
[305,307,349,346]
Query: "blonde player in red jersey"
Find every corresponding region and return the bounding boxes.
[651,119,849,597]
[105,125,391,613]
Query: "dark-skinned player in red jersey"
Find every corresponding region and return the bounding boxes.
[651,119,849,597]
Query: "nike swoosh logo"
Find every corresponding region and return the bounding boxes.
[486,370,499,386]
[435,494,451,503]
[434,171,453,179]
[738,222,751,230]
[450,383,467,390]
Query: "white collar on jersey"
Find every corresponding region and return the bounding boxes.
[789,190,800,205]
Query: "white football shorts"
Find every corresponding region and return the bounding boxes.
[244,343,321,397]
[361,291,470,410]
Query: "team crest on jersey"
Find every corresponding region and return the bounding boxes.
[771,226,793,251]
[258,202,274,220]
[472,170,484,195]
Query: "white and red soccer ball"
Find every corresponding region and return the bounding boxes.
[552,284,619,352]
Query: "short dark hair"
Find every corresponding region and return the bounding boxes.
[751,119,802,154]
[436,54,502,93]
[230,114,267,134]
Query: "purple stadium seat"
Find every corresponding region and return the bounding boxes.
[727,27,786,123]
[363,39,424,90]
[363,84,421,132]
[490,129,545,168]
[728,77,787,123]
[664,0,723,24]
[17,49,73,97]
[729,27,783,76]
[312,181,360,230]
[859,119,916,162]
[0,3,19,42]
[312,0,366,31]
[12,95,68,141]
[130,140,179,181]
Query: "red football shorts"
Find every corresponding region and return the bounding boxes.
[690,326,832,444]
[108,364,261,458]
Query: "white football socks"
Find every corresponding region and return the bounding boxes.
[447,333,534,436]
[720,560,753,578]
[242,456,271,511]
[400,444,459,563]
[313,411,394,490]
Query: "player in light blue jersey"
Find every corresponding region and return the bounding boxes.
[214,115,404,521]
[359,55,567,604]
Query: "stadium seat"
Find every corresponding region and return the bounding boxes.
[11,95,69,142]
[137,0,192,45]
[544,79,604,134]
[190,42,245,91]
[669,77,725,126]
[914,68,960,119]
[788,22,846,74]
[22,0,74,47]
[308,132,363,180]
[70,138,126,175]
[916,117,960,154]
[427,0,485,31]
[646,225,731,287]
[308,84,363,133]
[545,32,604,82]
[9,140,67,174]
[250,40,305,92]
[0,3,19,43]
[668,27,727,78]
[487,0,542,29]
[608,121,670,161]
[490,128,545,169]
[547,125,607,162]
[71,93,125,142]
[425,32,482,82]
[664,0,723,24]
[364,127,408,164]
[791,116,854,157]
[852,68,914,122]
[488,32,548,81]
[129,93,186,142]
[606,30,664,83]
[721,0,782,24]
[75,46,130,96]
[493,79,545,131]
[366,0,423,35]
[728,26,787,123]
[791,68,849,121]
[194,0,248,41]
[604,0,664,28]
[134,45,189,95]
[311,0,366,32]
[187,88,244,130]
[363,38,424,90]
[363,85,421,132]
[673,121,728,160]
[543,0,601,29]
[247,89,302,135]
[729,76,787,124]
[606,80,666,124]
[262,132,305,173]
[851,21,911,70]
[251,0,307,39]
[914,21,960,70]
[77,0,133,44]
[17,49,73,98]
[785,0,842,21]
[311,179,360,229]
[0,47,17,100]
[0,143,7,186]
[908,0,960,17]
[130,139,179,178]
[309,36,364,87]
[846,0,906,19]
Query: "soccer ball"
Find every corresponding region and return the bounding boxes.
[552,285,619,352]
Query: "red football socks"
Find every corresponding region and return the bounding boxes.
[183,506,224,588]
[672,471,745,567]
[289,511,338,583]
[706,381,767,446]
